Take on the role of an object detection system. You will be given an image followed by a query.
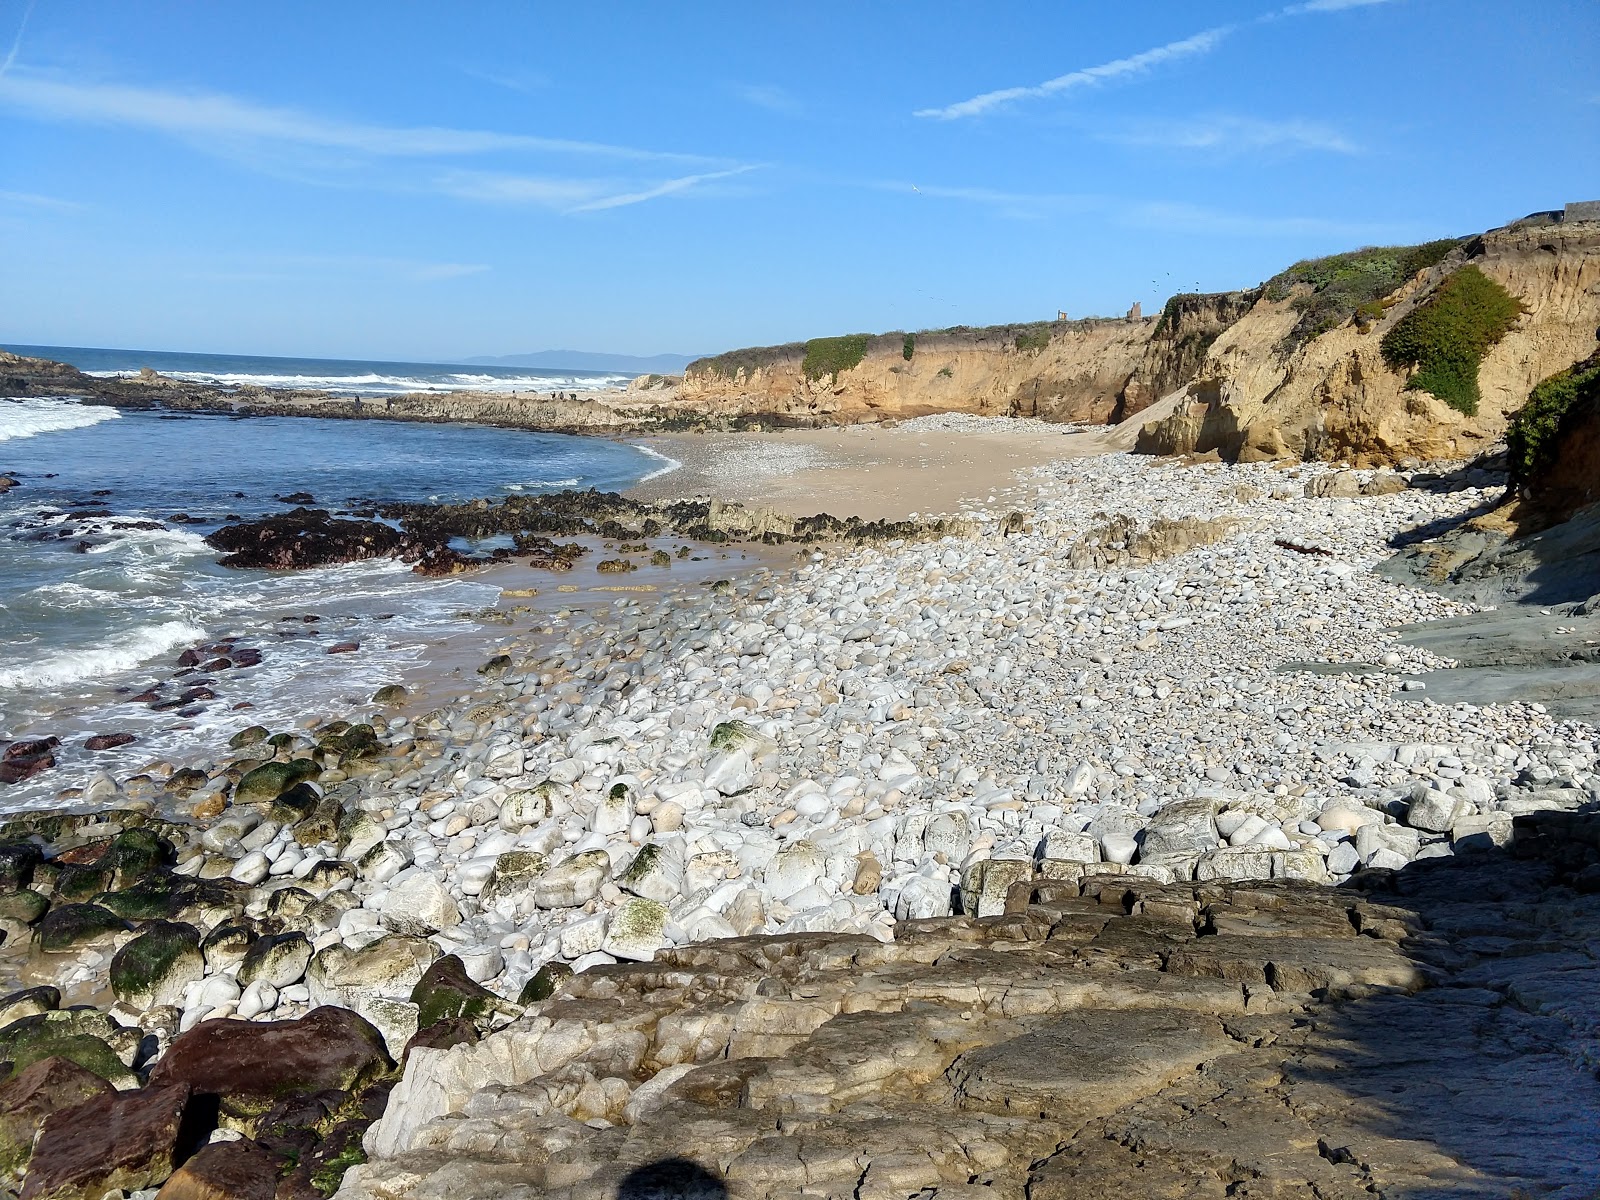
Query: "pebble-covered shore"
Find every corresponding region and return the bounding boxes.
[3,442,1598,1197]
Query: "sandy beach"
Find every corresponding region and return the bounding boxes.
[624,415,1105,521]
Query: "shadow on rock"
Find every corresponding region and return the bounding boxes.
[616,1157,728,1200]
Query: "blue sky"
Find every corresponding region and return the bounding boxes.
[1,0,1596,361]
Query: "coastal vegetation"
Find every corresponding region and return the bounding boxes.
[1380,265,1524,415]
[1506,352,1600,482]
[1013,325,1052,354]
[902,333,916,361]
[802,334,871,382]
[1265,238,1465,350]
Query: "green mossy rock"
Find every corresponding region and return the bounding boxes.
[99,828,172,887]
[0,890,47,926]
[109,921,203,1010]
[269,780,323,827]
[229,724,271,750]
[34,904,130,953]
[409,955,505,1031]
[0,844,41,893]
[479,850,548,906]
[372,684,409,705]
[0,1014,137,1088]
[291,796,344,848]
[236,759,320,806]
[516,961,573,1005]
[53,865,114,904]
[164,766,211,793]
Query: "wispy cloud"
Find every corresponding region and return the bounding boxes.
[0,69,756,215]
[1101,115,1361,155]
[0,188,86,211]
[916,0,1401,120]
[0,72,713,163]
[1279,0,1395,14]
[0,0,35,80]
[432,164,760,214]
[916,27,1229,120]
[731,83,803,116]
[459,65,550,95]
[868,178,1401,239]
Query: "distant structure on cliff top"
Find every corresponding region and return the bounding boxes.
[1565,200,1600,222]
[1127,302,1143,320]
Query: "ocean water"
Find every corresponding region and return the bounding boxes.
[0,397,676,811]
[4,344,631,397]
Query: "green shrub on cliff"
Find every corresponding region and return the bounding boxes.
[1013,326,1052,354]
[1380,265,1524,416]
[1266,238,1464,350]
[802,334,870,382]
[1506,355,1600,483]
[902,333,916,361]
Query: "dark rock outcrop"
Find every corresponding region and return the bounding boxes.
[20,1081,192,1200]
[146,1006,391,1123]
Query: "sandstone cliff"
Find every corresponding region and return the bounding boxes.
[655,296,1256,427]
[1135,214,1600,465]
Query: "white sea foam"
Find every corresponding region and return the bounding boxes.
[0,398,121,442]
[505,477,581,492]
[633,444,683,483]
[85,369,629,397]
[0,620,205,690]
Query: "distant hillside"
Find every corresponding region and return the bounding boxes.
[461,350,698,374]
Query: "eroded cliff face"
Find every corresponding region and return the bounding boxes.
[1135,218,1600,465]
[656,295,1257,428]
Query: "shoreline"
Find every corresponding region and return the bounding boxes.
[625,413,1105,522]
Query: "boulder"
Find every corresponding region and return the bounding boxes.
[33,904,130,953]
[616,843,683,904]
[233,760,319,806]
[19,1081,191,1200]
[602,897,670,962]
[516,961,573,1005]
[0,844,42,892]
[409,956,515,1031]
[479,850,548,907]
[237,932,312,990]
[923,811,971,861]
[152,1136,282,1200]
[1138,798,1220,857]
[147,1006,390,1123]
[764,840,826,901]
[1405,788,1468,834]
[379,872,460,935]
[959,857,1032,918]
[0,1057,112,1179]
[307,935,439,1011]
[0,988,58,1026]
[0,1009,137,1089]
[532,850,610,909]
[702,750,755,796]
[109,921,204,1011]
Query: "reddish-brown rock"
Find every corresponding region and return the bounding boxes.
[147,1007,391,1123]
[154,1137,281,1200]
[0,1057,112,1179]
[20,1081,191,1200]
